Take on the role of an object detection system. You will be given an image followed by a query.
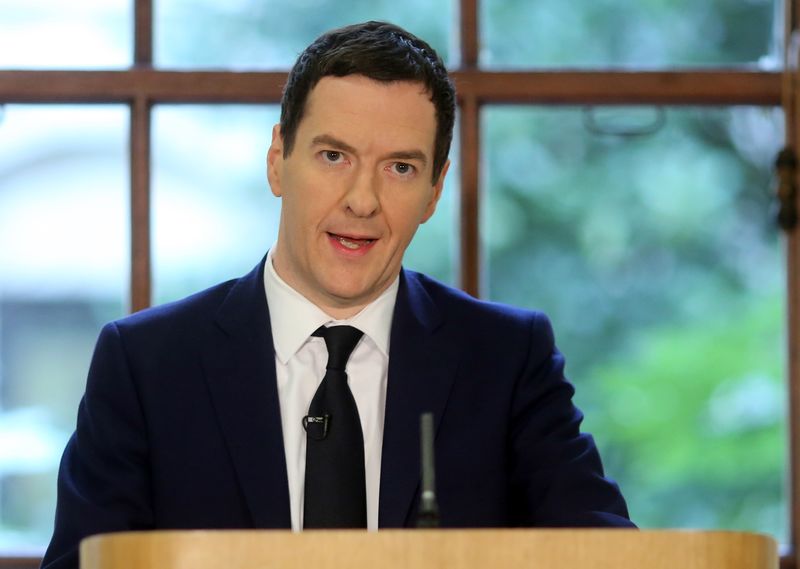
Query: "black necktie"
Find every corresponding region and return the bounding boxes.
[303,325,367,528]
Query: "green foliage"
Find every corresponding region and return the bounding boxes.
[485,106,783,366]
[585,293,785,534]
[157,0,452,68]
[484,104,786,538]
[483,0,776,67]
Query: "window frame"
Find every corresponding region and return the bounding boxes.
[0,0,796,567]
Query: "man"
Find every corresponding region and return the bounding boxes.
[42,20,633,569]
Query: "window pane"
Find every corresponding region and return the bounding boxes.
[0,0,131,69]
[482,1,781,68]
[155,0,454,69]
[152,105,457,306]
[152,106,280,305]
[483,105,787,539]
[0,105,128,550]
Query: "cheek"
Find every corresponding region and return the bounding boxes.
[282,173,323,222]
[286,199,323,231]
[385,194,434,238]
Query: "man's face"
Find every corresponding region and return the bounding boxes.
[267,75,449,317]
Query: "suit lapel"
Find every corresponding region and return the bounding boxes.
[379,270,460,527]
[202,260,291,528]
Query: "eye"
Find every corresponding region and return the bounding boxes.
[390,162,416,177]
[323,150,343,163]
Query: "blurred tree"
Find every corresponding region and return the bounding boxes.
[484,105,785,536]
[156,0,452,68]
[483,0,776,67]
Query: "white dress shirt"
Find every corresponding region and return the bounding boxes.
[263,247,398,531]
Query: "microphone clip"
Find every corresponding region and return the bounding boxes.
[302,414,330,440]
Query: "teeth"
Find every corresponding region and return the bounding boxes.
[338,237,360,249]
[336,236,373,249]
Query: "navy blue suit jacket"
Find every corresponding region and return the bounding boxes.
[42,261,633,568]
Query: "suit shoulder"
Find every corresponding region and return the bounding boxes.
[404,270,554,339]
[114,278,239,333]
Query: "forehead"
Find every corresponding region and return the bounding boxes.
[298,75,437,153]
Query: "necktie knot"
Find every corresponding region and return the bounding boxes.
[313,325,363,371]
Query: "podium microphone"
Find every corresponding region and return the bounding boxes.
[416,412,440,528]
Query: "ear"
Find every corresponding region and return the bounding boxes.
[267,124,284,197]
[421,159,450,223]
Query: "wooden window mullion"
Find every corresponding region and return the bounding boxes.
[130,0,153,312]
[459,0,481,297]
[134,0,153,67]
[130,95,151,313]
[782,1,800,565]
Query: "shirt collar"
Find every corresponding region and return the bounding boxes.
[263,246,398,364]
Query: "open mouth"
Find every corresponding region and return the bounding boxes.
[329,233,376,250]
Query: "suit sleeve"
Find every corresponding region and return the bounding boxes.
[508,312,635,527]
[41,322,155,569]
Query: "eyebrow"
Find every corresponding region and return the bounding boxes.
[385,149,428,167]
[311,134,429,167]
[311,134,357,155]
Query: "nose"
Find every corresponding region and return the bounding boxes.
[344,167,380,218]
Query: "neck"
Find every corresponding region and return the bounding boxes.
[270,246,378,321]
[319,301,367,321]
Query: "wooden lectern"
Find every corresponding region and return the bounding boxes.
[80,529,779,569]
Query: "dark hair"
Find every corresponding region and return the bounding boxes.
[280,21,455,182]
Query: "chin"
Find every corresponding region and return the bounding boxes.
[320,278,377,306]
[317,267,394,306]
[325,285,371,305]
